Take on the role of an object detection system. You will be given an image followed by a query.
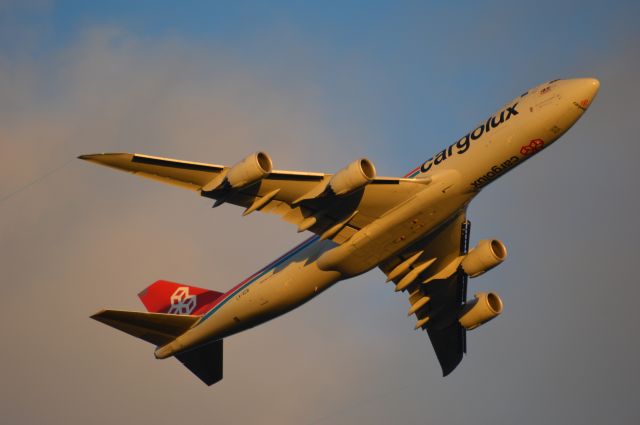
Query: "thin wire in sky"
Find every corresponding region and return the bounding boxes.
[0,158,74,206]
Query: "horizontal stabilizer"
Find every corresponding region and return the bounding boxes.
[176,340,223,386]
[91,309,200,346]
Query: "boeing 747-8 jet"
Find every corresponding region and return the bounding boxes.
[81,78,599,385]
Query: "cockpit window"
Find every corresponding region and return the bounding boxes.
[548,79,561,83]
[520,91,528,97]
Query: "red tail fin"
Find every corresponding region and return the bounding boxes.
[138,280,223,315]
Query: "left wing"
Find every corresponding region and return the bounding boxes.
[79,152,429,244]
[379,211,471,375]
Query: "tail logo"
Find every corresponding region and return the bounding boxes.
[168,287,197,314]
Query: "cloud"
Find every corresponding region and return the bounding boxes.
[0,26,373,425]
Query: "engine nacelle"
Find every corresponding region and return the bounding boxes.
[461,239,507,278]
[459,292,503,330]
[226,152,273,189]
[328,158,376,196]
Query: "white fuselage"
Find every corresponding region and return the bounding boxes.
[156,78,599,359]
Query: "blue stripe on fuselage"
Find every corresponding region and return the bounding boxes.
[198,235,320,323]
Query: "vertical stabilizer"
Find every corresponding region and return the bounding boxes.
[139,280,223,315]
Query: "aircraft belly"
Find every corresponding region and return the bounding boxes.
[318,175,474,276]
[350,195,468,271]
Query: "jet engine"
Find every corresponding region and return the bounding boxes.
[461,239,507,278]
[459,292,503,330]
[226,152,273,189]
[328,158,376,196]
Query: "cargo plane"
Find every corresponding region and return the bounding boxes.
[80,78,599,385]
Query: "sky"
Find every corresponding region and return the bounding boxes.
[1,1,639,424]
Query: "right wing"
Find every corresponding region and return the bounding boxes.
[379,212,471,375]
[79,153,430,244]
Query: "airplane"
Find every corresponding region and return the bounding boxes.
[80,77,599,386]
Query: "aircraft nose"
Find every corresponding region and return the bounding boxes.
[568,78,600,109]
